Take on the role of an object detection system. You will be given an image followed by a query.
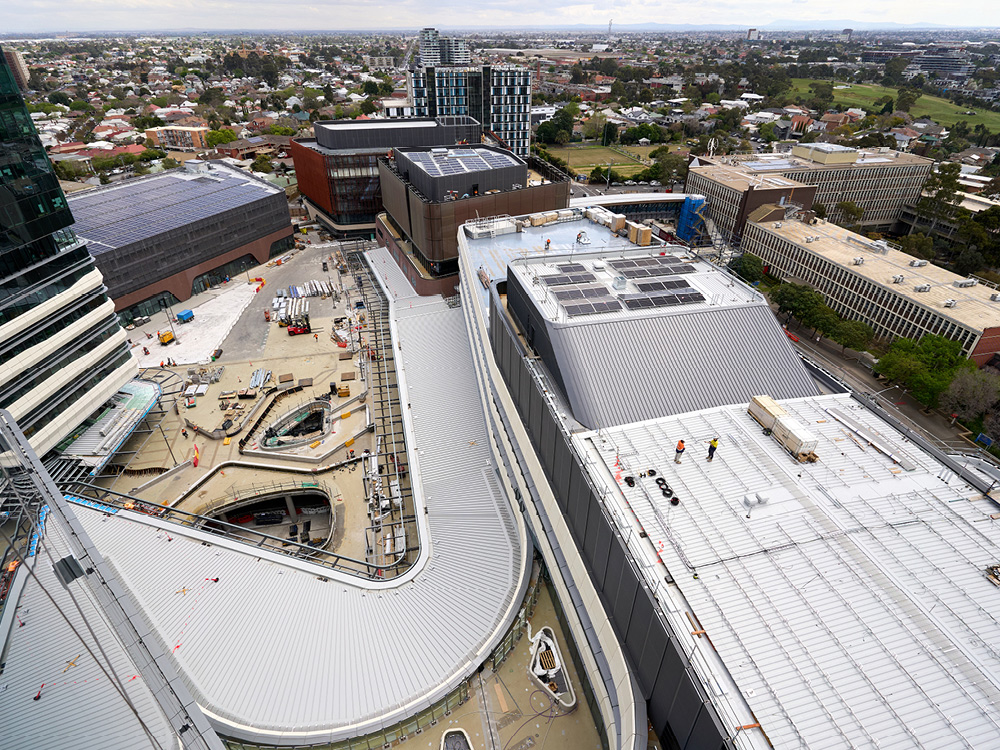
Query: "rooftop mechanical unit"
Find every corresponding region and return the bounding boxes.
[953,279,978,288]
[914,284,931,292]
[909,259,929,267]
[944,299,958,308]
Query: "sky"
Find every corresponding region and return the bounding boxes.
[2,0,997,33]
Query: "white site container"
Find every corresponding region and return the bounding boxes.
[747,395,787,430]
[771,415,819,456]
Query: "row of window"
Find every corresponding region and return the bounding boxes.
[747,229,979,353]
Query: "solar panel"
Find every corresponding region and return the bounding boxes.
[564,299,622,317]
[552,284,610,301]
[557,263,586,272]
[635,278,690,292]
[540,272,596,286]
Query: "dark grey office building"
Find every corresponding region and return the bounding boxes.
[67,161,294,323]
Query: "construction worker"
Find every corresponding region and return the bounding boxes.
[675,439,685,464]
[707,437,719,462]
[545,239,551,251]
[314,333,319,341]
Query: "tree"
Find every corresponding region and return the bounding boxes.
[916,162,963,231]
[954,247,986,276]
[161,157,181,169]
[362,80,380,96]
[941,368,1000,421]
[836,200,864,228]
[48,91,72,106]
[759,121,777,142]
[831,319,873,353]
[805,304,841,338]
[536,107,574,145]
[730,252,764,284]
[582,113,607,141]
[656,152,688,185]
[883,57,910,86]
[875,335,968,407]
[895,88,922,113]
[772,283,824,326]
[251,155,274,173]
[813,203,827,219]
[206,129,238,147]
[898,232,935,259]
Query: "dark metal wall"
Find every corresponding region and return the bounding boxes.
[488,290,735,750]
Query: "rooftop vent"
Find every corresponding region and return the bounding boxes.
[853,257,865,266]
[612,275,627,291]
[954,279,978,288]
[914,284,931,292]
[909,259,929,267]
[944,299,957,308]
[992,293,1000,302]
[805,236,814,243]
[892,274,905,284]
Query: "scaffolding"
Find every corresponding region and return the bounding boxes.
[346,251,418,578]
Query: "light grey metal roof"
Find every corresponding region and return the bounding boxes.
[70,296,527,745]
[0,516,179,750]
[577,393,1000,749]
[365,246,417,300]
[546,303,819,429]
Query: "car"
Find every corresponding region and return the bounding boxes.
[625,180,636,186]
[611,182,622,186]
[638,181,649,185]
[650,180,661,186]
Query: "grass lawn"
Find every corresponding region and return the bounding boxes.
[789,78,1000,132]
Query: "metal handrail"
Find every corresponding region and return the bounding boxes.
[61,480,412,579]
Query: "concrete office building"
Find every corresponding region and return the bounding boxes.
[291,116,482,236]
[2,47,29,91]
[418,28,471,66]
[458,206,1000,749]
[68,161,294,323]
[402,65,532,157]
[683,164,817,241]
[742,216,1000,364]
[0,48,136,460]
[376,144,570,294]
[689,144,933,232]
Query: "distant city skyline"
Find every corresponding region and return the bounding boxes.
[2,0,996,35]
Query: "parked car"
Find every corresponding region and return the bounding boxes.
[625,180,636,186]
[650,180,661,186]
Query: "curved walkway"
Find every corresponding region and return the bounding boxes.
[73,257,530,745]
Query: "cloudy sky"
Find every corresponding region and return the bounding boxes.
[3,0,996,33]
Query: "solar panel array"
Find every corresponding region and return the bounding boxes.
[68,170,279,255]
[541,272,596,286]
[557,263,587,273]
[609,256,696,278]
[402,148,519,177]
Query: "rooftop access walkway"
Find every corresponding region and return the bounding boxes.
[63,249,530,745]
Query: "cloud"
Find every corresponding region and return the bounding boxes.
[1,0,994,32]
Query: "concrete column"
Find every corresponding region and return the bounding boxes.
[285,495,297,524]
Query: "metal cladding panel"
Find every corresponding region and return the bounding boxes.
[668,670,704,747]
[71,299,526,743]
[601,534,627,608]
[687,702,731,750]
[636,606,668,697]
[649,641,687,738]
[552,434,573,504]
[612,561,639,637]
[539,402,557,478]
[547,303,819,429]
[590,512,612,587]
[0,521,179,750]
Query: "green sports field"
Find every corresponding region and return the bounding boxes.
[789,79,1000,132]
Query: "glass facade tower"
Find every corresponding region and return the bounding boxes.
[0,46,136,458]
